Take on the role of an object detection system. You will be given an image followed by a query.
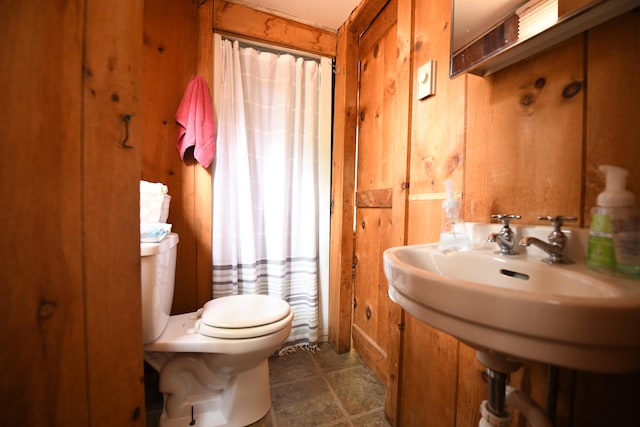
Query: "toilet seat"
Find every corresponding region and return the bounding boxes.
[197,294,292,339]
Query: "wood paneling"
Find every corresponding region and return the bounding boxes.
[2,1,144,425]
[213,0,336,57]
[1,2,88,425]
[352,0,399,387]
[392,1,640,425]
[142,0,200,314]
[399,318,459,427]
[329,24,359,354]
[196,0,215,309]
[570,9,640,426]
[409,0,466,198]
[83,1,145,424]
[341,0,640,425]
[465,36,584,226]
[584,10,640,227]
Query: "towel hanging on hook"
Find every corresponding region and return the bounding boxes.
[175,75,216,168]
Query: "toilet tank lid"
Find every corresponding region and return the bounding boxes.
[141,233,179,256]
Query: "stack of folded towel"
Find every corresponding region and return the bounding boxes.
[140,180,172,242]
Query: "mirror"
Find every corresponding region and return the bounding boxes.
[450,0,640,77]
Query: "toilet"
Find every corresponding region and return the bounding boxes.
[141,233,293,427]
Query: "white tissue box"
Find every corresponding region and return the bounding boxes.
[140,192,171,223]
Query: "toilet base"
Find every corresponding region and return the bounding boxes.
[158,358,271,427]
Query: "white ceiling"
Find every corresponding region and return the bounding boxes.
[228,0,363,31]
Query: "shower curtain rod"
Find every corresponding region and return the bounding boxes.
[218,33,323,63]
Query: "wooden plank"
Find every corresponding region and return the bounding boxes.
[346,0,390,36]
[358,0,396,55]
[572,371,640,425]
[213,0,336,57]
[353,206,390,383]
[356,189,394,208]
[570,11,640,425]
[398,317,459,427]
[142,0,200,314]
[353,0,397,376]
[384,0,413,423]
[196,0,214,308]
[351,4,410,426]
[401,1,466,423]
[465,36,584,226]
[585,10,640,226]
[328,24,358,353]
[0,2,88,426]
[83,0,145,425]
[409,0,466,199]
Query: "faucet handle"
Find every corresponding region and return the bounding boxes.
[537,215,577,230]
[491,214,521,226]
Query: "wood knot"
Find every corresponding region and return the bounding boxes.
[562,81,582,99]
[38,298,58,323]
[534,77,546,89]
[131,406,141,421]
[520,93,535,106]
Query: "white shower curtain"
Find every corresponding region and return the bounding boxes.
[212,39,320,351]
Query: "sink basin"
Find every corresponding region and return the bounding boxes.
[383,225,640,373]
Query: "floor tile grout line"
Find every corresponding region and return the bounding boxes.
[307,350,364,425]
[320,372,354,426]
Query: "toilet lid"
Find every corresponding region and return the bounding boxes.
[198,294,292,339]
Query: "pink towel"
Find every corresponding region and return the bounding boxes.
[175,75,216,168]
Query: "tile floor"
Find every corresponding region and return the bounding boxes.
[145,342,390,427]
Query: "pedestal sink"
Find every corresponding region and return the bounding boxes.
[383,224,640,373]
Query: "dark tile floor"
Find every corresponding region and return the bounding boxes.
[146,342,390,427]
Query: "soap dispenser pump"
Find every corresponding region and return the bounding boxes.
[587,165,640,278]
[438,179,471,252]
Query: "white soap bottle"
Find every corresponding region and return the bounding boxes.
[438,179,471,252]
[587,165,640,279]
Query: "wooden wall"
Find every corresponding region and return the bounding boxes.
[142,0,213,313]
[139,0,640,425]
[397,0,640,425]
[2,1,145,426]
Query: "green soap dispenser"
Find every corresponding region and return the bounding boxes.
[587,165,640,279]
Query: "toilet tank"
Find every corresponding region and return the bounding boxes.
[140,233,179,344]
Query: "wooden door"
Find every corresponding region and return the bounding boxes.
[352,0,405,406]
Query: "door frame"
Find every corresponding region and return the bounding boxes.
[328,0,414,424]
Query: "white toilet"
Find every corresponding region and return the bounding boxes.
[141,233,294,427]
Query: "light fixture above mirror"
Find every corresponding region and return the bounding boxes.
[450,0,640,78]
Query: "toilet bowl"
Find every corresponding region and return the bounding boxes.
[141,233,293,427]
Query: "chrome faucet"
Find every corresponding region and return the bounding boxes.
[488,214,521,255]
[519,216,577,264]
